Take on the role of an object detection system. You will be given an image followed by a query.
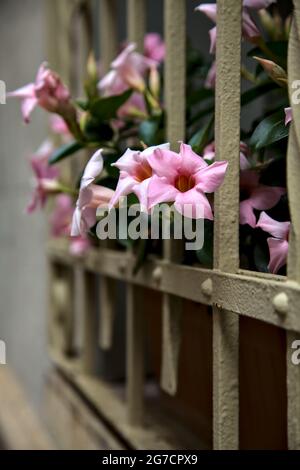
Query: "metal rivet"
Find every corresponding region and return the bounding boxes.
[152,266,162,282]
[201,278,213,297]
[273,292,288,315]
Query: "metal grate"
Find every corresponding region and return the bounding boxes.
[47,0,300,449]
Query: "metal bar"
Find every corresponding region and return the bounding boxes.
[125,0,147,425]
[160,0,186,397]
[213,0,242,450]
[82,271,98,374]
[127,0,146,50]
[47,239,300,332]
[286,2,300,449]
[99,0,118,72]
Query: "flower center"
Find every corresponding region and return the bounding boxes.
[175,174,195,192]
[135,161,153,182]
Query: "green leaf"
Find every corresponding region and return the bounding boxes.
[133,238,149,275]
[247,41,288,68]
[139,118,161,146]
[188,115,214,154]
[75,99,89,111]
[196,220,213,268]
[249,110,289,150]
[48,141,83,165]
[187,88,214,108]
[84,118,114,142]
[90,89,132,121]
[241,81,278,107]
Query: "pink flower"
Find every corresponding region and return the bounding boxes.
[50,114,71,137]
[256,211,289,273]
[240,170,285,227]
[144,33,165,63]
[203,141,250,170]
[205,62,216,89]
[196,1,275,53]
[148,143,228,219]
[70,235,91,257]
[7,63,72,123]
[284,107,292,125]
[50,194,74,237]
[109,144,170,211]
[71,149,114,236]
[27,140,60,213]
[98,43,157,95]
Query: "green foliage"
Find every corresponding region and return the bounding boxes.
[250,110,289,150]
[48,141,83,165]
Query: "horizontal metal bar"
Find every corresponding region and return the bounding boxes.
[47,239,300,332]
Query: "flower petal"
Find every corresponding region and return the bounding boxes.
[109,172,136,208]
[256,211,290,239]
[249,185,285,210]
[180,143,208,174]
[240,199,257,227]
[174,188,213,219]
[284,107,292,126]
[267,238,289,274]
[148,148,181,178]
[148,175,179,208]
[194,160,228,193]
[80,149,104,189]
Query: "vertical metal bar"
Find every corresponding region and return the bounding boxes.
[82,271,98,374]
[98,0,119,349]
[127,0,146,50]
[286,2,300,449]
[213,0,242,450]
[99,277,116,350]
[126,0,147,425]
[160,0,186,396]
[100,0,118,72]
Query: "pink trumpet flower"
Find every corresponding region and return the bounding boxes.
[204,61,216,89]
[148,143,228,219]
[109,144,170,211]
[69,235,92,257]
[7,63,72,123]
[256,211,290,273]
[27,140,60,213]
[71,149,114,236]
[196,1,276,54]
[144,33,165,63]
[50,194,74,237]
[239,170,285,228]
[203,141,250,170]
[98,43,157,95]
[50,114,71,137]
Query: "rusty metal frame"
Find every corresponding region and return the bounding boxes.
[47,0,300,450]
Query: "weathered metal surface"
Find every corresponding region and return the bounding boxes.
[160,0,186,396]
[213,0,242,450]
[126,0,147,425]
[286,2,300,450]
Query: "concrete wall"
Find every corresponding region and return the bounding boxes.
[0,0,49,409]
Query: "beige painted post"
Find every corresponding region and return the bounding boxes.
[213,0,242,450]
[286,1,300,449]
[82,271,98,374]
[160,0,186,396]
[98,0,119,350]
[99,0,118,73]
[126,0,146,425]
